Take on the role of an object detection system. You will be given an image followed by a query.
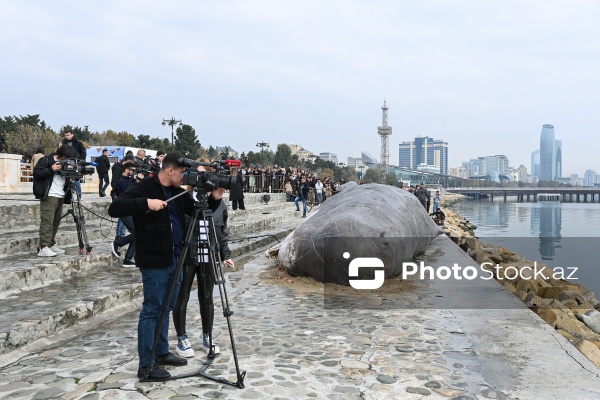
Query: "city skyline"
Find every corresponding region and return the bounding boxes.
[2,2,599,176]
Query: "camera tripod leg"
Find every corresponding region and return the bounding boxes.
[162,202,244,389]
[72,190,92,255]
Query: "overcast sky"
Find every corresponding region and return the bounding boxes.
[2,1,599,175]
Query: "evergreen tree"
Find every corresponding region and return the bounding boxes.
[174,124,201,159]
[273,143,294,167]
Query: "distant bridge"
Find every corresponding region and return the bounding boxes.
[446,187,600,203]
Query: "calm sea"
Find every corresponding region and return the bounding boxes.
[450,199,600,295]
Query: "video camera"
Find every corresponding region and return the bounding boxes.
[144,155,161,174]
[178,158,241,191]
[57,159,96,180]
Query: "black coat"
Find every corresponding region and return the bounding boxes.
[61,137,87,160]
[95,154,110,175]
[108,175,194,269]
[229,175,245,201]
[110,162,126,192]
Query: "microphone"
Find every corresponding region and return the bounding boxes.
[222,159,241,167]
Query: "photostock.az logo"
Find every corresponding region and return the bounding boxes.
[345,252,385,290]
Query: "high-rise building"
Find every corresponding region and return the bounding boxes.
[554,140,562,179]
[539,124,562,181]
[477,155,509,176]
[584,170,600,187]
[531,149,540,178]
[398,136,448,175]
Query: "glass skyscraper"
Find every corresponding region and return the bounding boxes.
[398,136,448,175]
[539,124,562,181]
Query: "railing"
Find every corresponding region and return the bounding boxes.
[19,163,33,182]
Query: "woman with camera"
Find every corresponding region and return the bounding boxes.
[173,159,235,358]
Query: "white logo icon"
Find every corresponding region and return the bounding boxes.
[345,252,385,290]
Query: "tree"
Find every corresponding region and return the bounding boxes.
[384,172,399,186]
[136,134,152,149]
[174,124,201,159]
[4,125,61,158]
[363,168,383,183]
[273,143,294,167]
[336,166,357,182]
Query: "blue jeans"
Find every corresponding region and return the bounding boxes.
[138,256,182,367]
[75,180,82,198]
[98,173,109,194]
[433,203,439,213]
[116,219,126,237]
[115,216,135,261]
[295,196,307,216]
[316,192,323,204]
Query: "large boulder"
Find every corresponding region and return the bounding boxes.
[277,183,442,285]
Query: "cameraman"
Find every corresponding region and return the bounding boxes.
[110,155,135,199]
[62,130,86,198]
[173,159,234,359]
[108,151,194,382]
[110,165,142,267]
[33,144,78,257]
[135,149,146,166]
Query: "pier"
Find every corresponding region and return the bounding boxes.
[447,187,600,203]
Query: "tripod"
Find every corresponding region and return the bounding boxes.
[140,188,245,388]
[61,179,92,255]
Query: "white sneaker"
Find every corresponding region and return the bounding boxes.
[50,245,65,254]
[38,246,57,257]
[176,335,195,358]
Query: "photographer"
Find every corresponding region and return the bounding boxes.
[110,155,135,199]
[135,149,146,166]
[33,144,78,257]
[96,148,111,197]
[108,151,194,382]
[173,159,234,358]
[110,165,142,267]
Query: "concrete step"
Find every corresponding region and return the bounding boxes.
[0,193,288,230]
[0,203,301,259]
[0,219,300,355]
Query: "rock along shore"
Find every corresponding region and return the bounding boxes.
[443,193,600,368]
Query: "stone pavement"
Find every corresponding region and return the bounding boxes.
[2,233,600,399]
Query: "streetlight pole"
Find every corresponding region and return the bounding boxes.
[162,117,182,150]
[256,141,269,152]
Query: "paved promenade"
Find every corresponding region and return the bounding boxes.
[2,230,600,399]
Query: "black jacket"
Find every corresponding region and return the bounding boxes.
[32,154,71,203]
[228,175,245,201]
[186,194,231,265]
[108,175,194,269]
[61,137,86,160]
[110,162,126,193]
[95,154,110,175]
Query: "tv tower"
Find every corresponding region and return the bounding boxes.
[378,100,392,171]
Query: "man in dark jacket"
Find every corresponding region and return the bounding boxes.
[33,144,78,257]
[294,176,310,217]
[414,182,430,210]
[108,152,194,382]
[62,130,87,197]
[95,149,111,197]
[110,155,135,199]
